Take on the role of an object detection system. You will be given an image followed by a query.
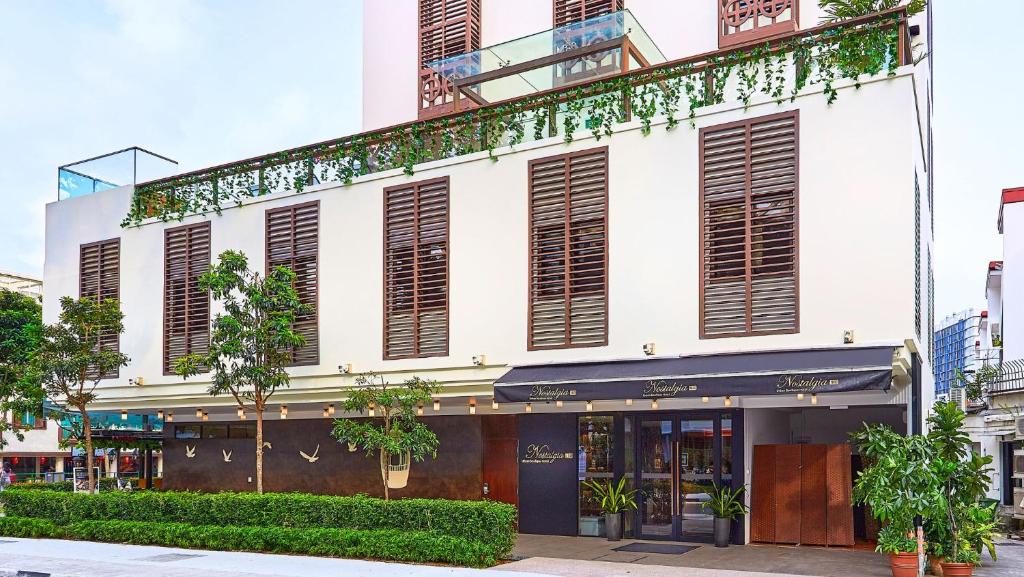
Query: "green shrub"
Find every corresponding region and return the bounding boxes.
[0,489,517,558]
[0,516,496,566]
[9,478,128,493]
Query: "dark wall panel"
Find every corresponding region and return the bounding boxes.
[517,413,578,536]
[163,415,483,500]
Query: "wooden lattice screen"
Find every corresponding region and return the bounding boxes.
[528,147,608,349]
[419,0,482,119]
[163,222,211,375]
[554,0,623,27]
[719,0,799,48]
[700,112,799,338]
[79,237,120,379]
[384,177,450,359]
[266,201,320,366]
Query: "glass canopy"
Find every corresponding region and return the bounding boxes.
[425,10,665,106]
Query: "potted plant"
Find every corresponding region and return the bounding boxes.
[875,524,920,577]
[583,477,637,541]
[702,483,747,547]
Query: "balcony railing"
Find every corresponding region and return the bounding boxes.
[59,147,177,202]
[989,359,1024,396]
[123,7,913,227]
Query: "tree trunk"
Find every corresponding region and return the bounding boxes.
[383,449,389,501]
[83,409,95,493]
[255,409,264,494]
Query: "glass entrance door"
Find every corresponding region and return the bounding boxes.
[638,419,674,538]
[679,419,715,541]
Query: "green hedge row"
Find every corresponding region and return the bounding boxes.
[0,516,496,567]
[0,489,517,558]
[10,478,129,493]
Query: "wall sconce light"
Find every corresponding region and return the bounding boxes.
[328,404,335,416]
[368,403,375,418]
[625,398,633,406]
[433,399,441,412]
[202,411,209,421]
[469,398,477,415]
[196,408,203,418]
[724,396,732,407]
[338,363,352,374]
[472,354,487,366]
[642,342,656,356]
[701,396,709,403]
[811,393,819,405]
[157,409,164,420]
[492,398,499,410]
[843,330,855,344]
[129,377,144,386]
[121,409,128,421]
[417,404,424,416]
[585,400,593,412]
[797,393,805,401]
[166,412,174,423]
[280,405,288,419]
[651,399,659,410]
[555,400,564,408]
[237,406,245,419]
[526,402,533,413]
[322,406,330,418]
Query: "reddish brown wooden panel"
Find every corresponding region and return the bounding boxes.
[800,444,827,545]
[750,444,776,543]
[826,443,855,546]
[774,444,801,544]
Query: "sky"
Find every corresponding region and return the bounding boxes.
[0,1,1017,323]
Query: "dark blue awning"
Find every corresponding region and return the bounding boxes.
[493,346,897,403]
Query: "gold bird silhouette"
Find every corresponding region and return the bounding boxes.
[222,449,233,463]
[185,445,196,458]
[300,444,320,463]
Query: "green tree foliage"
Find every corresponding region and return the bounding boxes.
[31,297,129,492]
[175,250,310,494]
[331,374,440,499]
[820,0,926,23]
[955,365,999,402]
[0,289,44,449]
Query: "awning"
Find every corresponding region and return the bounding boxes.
[494,346,897,403]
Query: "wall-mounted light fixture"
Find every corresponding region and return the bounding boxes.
[625,398,633,406]
[492,398,499,410]
[237,406,245,419]
[280,405,288,419]
[338,363,352,374]
[585,400,593,412]
[417,404,424,416]
[328,404,335,416]
[701,396,709,404]
[472,354,487,366]
[843,330,855,344]
[129,377,144,386]
[196,408,203,418]
[469,398,477,415]
[239,409,247,420]
[433,399,441,412]
[555,400,564,408]
[797,393,805,401]
[166,412,174,423]
[724,396,732,407]
[811,393,819,405]
[651,399,659,410]
[642,343,656,356]
[121,409,128,421]
[157,409,164,420]
[525,402,533,413]
[202,411,209,421]
[368,402,375,418]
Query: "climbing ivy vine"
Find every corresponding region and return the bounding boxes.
[124,12,904,227]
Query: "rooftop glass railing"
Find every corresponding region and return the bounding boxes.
[58,147,177,201]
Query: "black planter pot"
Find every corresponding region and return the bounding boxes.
[714,517,732,547]
[605,512,623,541]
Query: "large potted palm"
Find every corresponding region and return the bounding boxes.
[584,478,638,541]
[703,483,748,547]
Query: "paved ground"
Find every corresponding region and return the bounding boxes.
[976,541,1024,577]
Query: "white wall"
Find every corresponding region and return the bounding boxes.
[1003,201,1024,361]
[45,71,923,411]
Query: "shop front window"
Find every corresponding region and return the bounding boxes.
[578,415,614,536]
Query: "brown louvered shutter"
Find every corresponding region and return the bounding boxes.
[79,238,120,378]
[554,0,623,27]
[384,177,450,359]
[163,222,210,375]
[700,112,798,338]
[266,202,319,366]
[529,148,608,349]
[419,0,482,119]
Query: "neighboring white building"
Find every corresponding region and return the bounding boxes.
[0,271,42,302]
[42,1,933,545]
[933,308,996,399]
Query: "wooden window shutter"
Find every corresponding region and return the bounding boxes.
[266,201,319,366]
[384,177,450,359]
[163,222,211,375]
[701,112,798,338]
[79,238,120,378]
[554,0,623,27]
[529,147,608,349]
[419,0,482,119]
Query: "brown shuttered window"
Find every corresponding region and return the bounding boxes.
[384,177,450,359]
[419,0,482,119]
[266,202,319,366]
[529,148,608,349]
[163,222,211,375]
[79,238,120,378]
[554,0,623,27]
[700,112,799,338]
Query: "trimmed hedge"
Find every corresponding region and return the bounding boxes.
[0,489,517,559]
[10,478,127,493]
[0,516,496,566]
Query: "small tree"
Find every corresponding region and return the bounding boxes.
[32,296,129,492]
[331,373,440,500]
[955,365,999,403]
[175,250,310,494]
[0,289,44,451]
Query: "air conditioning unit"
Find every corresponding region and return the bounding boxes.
[1016,417,1024,440]
[950,387,967,411]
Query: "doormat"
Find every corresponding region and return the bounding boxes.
[613,543,698,555]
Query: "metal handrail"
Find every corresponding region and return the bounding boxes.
[989,359,1024,396]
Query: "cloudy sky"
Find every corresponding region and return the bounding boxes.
[0,1,1017,321]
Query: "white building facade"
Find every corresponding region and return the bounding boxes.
[42,1,933,544]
